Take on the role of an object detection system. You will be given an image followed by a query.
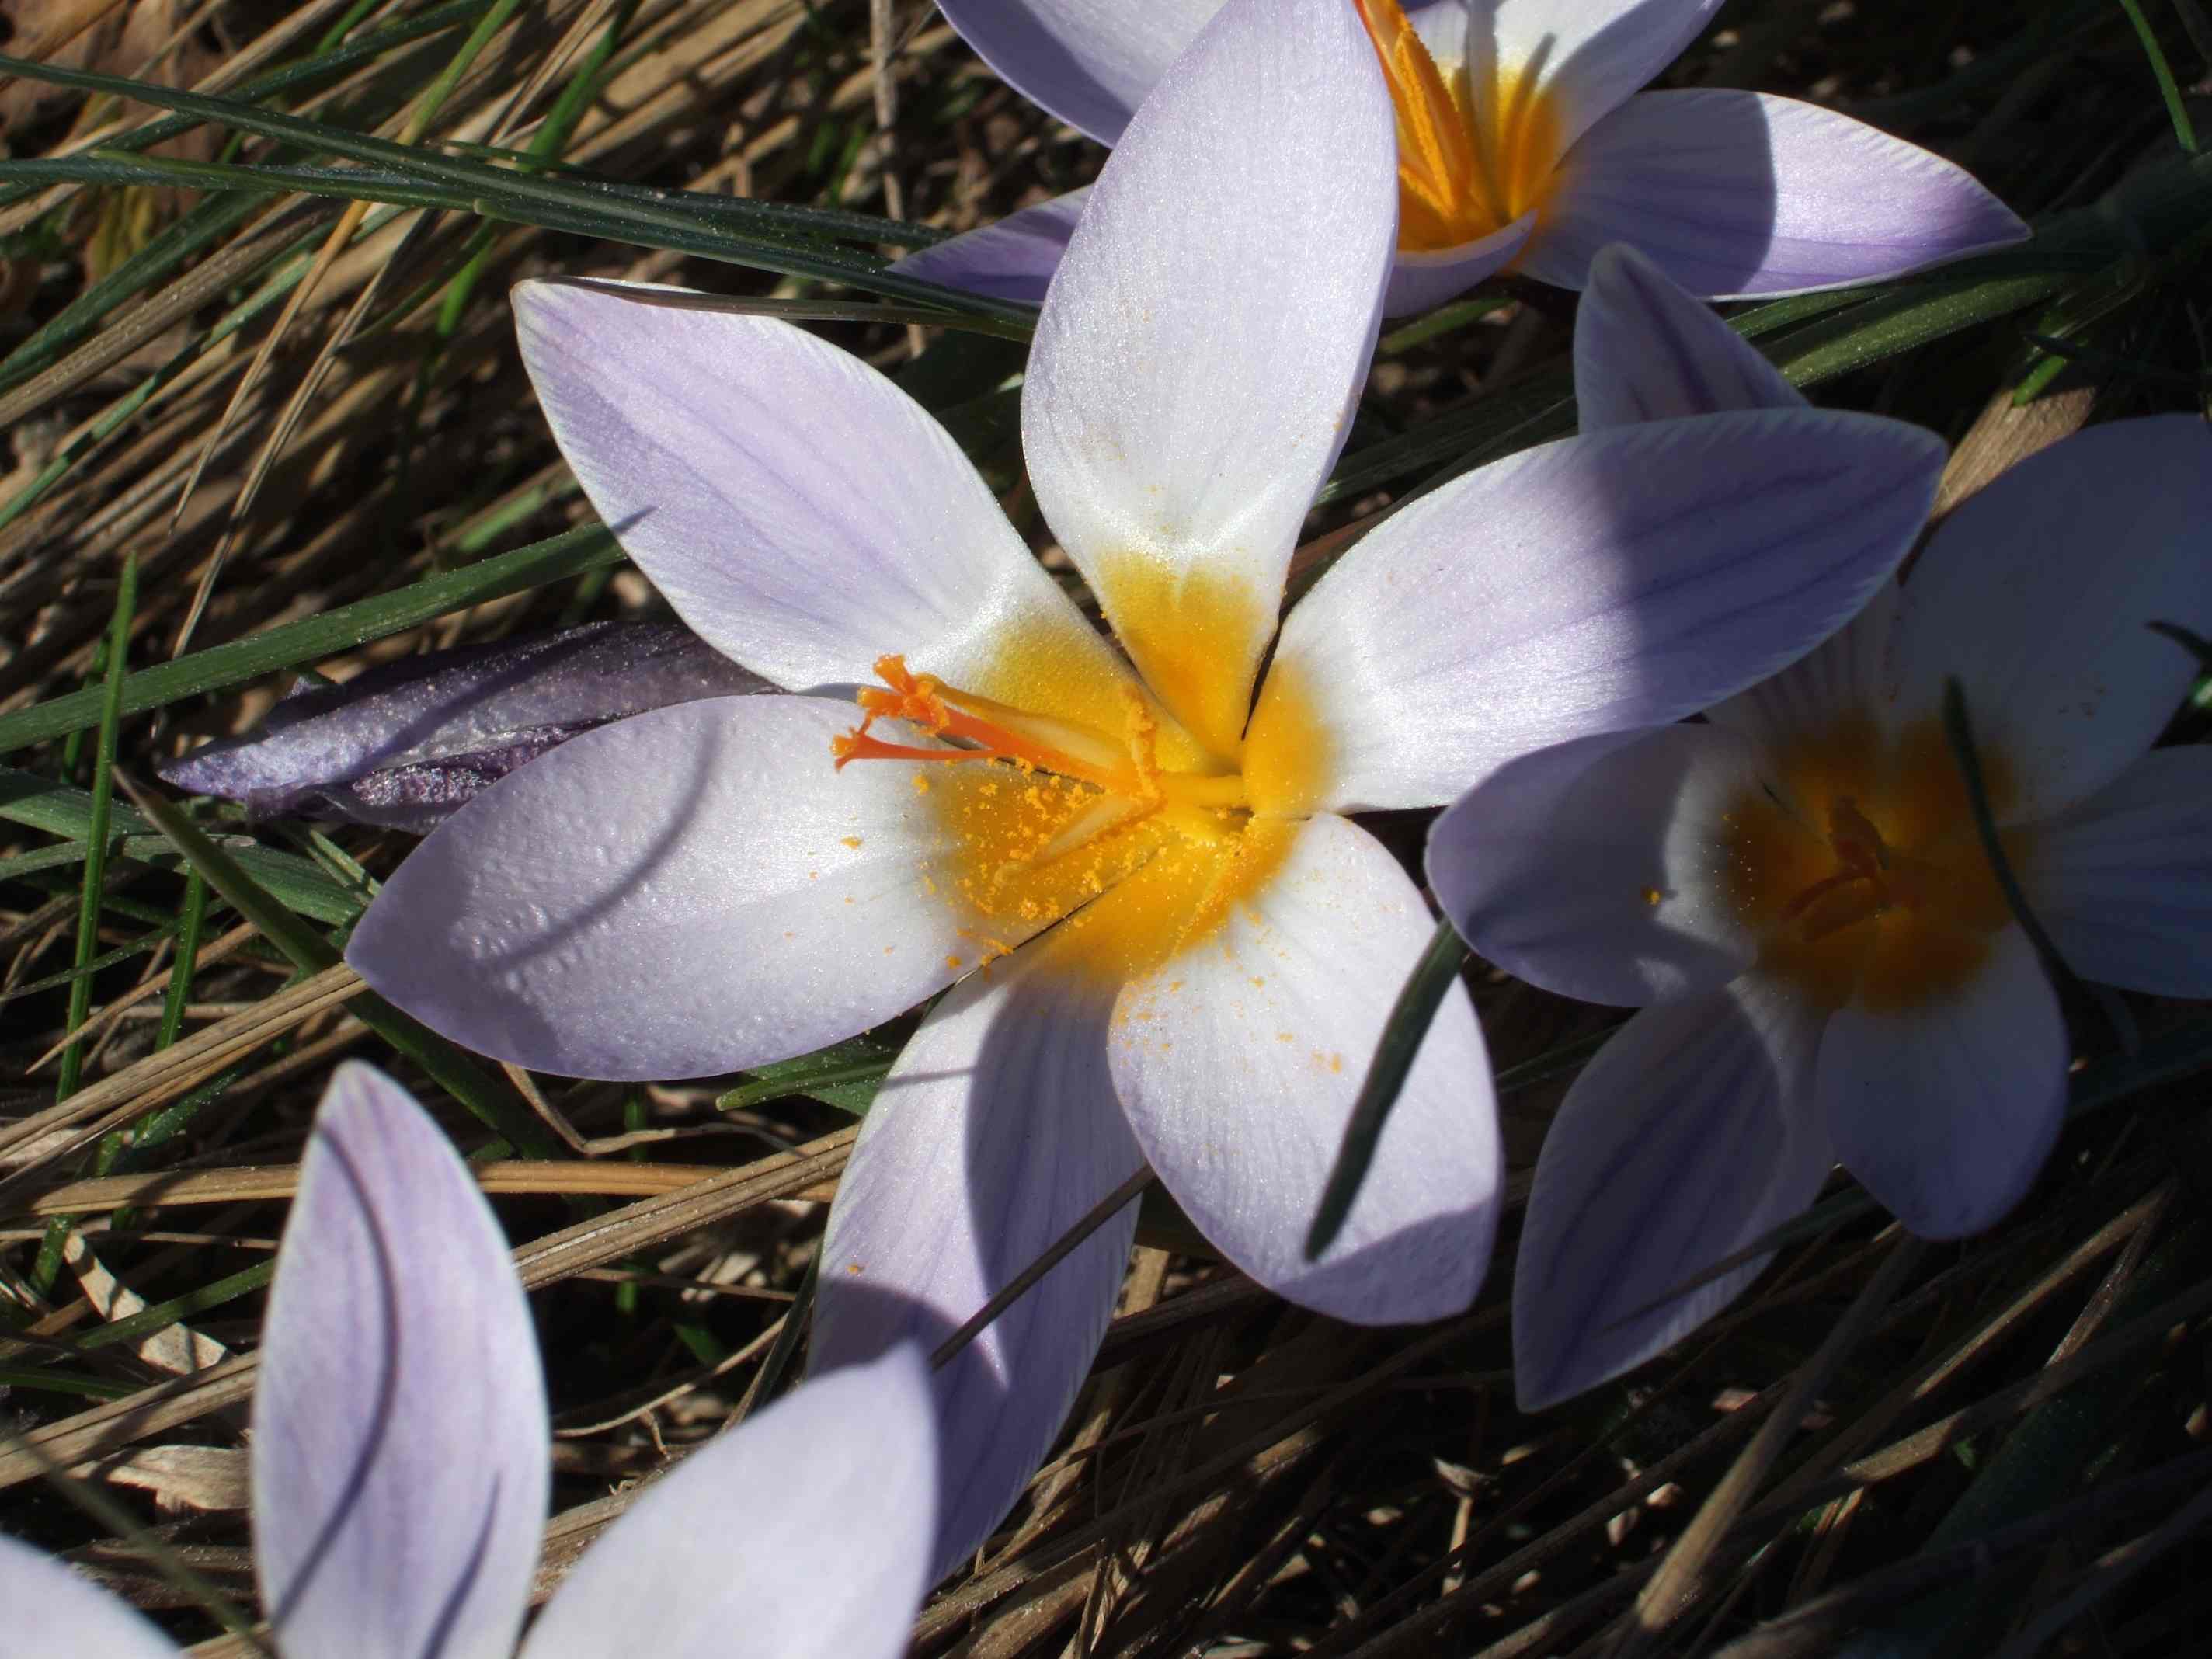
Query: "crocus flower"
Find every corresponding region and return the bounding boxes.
[161,621,765,833]
[1428,249,2212,1408]
[907,0,2026,313]
[344,0,1944,1577]
[0,1062,936,1658]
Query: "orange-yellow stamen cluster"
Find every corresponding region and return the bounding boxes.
[1355,0,1563,252]
[835,655,1270,981]
[1721,716,2023,1014]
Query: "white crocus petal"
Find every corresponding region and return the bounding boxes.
[1523,91,2028,297]
[1817,926,2067,1240]
[1891,414,2212,819]
[1465,0,1723,163]
[1248,408,1941,813]
[514,282,1136,711]
[811,953,1143,1582]
[520,1348,935,1659]
[935,0,1220,145]
[0,1532,183,1658]
[256,1064,547,1659]
[890,187,1089,304]
[1427,724,1765,1007]
[1022,0,1396,760]
[1383,214,1536,317]
[1573,242,1804,430]
[2025,747,2212,998]
[1706,581,1897,753]
[350,697,1034,1081]
[1109,813,1500,1324]
[1513,976,1831,1410]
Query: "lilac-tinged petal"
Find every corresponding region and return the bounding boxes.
[513,281,1139,714]
[1892,415,2212,817]
[1705,581,1897,752]
[1023,0,1396,758]
[889,188,1088,305]
[521,1348,934,1659]
[1573,243,1803,429]
[1513,976,1831,1410]
[936,0,1219,145]
[0,1533,182,1658]
[1109,813,1501,1324]
[1427,724,1765,1007]
[255,1063,547,1659]
[1464,0,1723,162]
[812,951,1142,1582]
[1523,90,2027,297]
[1817,927,2067,1239]
[1382,214,1535,317]
[160,621,765,833]
[2025,748,2212,998]
[349,697,1035,1080]
[1247,407,1942,813]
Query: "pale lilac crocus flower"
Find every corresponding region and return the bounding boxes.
[1428,247,2212,1409]
[907,0,2026,314]
[0,1063,935,1658]
[343,0,1945,1577]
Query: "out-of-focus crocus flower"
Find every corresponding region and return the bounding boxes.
[160,620,765,833]
[906,0,2026,314]
[0,1062,936,1659]
[345,0,1943,1577]
[1428,248,2212,1409]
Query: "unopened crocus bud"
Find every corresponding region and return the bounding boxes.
[161,620,766,833]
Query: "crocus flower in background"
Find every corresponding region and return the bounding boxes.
[343,0,1946,1579]
[906,0,2026,312]
[160,620,765,833]
[0,1062,936,1659]
[1427,249,2212,1409]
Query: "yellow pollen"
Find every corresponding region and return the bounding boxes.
[832,638,1326,984]
[1355,0,1564,252]
[1723,715,2026,1014]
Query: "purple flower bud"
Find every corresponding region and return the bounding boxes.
[161,621,766,832]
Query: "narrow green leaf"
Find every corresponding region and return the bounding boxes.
[0,770,358,923]
[0,522,619,757]
[0,1366,137,1401]
[2116,0,2200,154]
[717,1033,901,1116]
[71,1261,276,1352]
[55,558,137,1103]
[0,51,1031,329]
[1305,917,1473,1260]
[0,0,495,210]
[120,782,558,1157]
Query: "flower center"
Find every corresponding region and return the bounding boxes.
[1355,0,1563,253]
[834,655,1289,980]
[1721,715,2024,1014]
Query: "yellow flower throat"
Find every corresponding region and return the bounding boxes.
[833,653,1313,983]
[1355,0,1563,252]
[1720,715,2027,1014]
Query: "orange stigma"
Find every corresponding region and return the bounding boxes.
[833,656,1135,792]
[1353,0,1563,253]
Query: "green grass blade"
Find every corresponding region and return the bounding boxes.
[1305,917,1473,1260]
[0,51,1032,328]
[54,558,137,1104]
[0,523,619,757]
[2116,0,2200,154]
[116,784,557,1157]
